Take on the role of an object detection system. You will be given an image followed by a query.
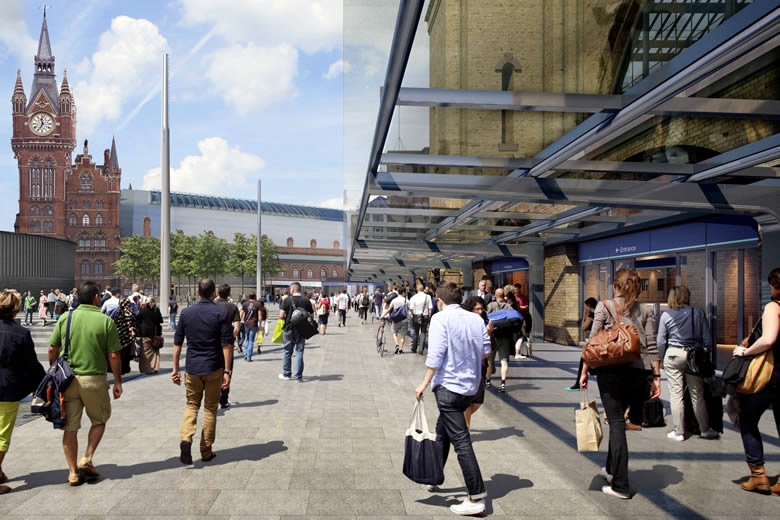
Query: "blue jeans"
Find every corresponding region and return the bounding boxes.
[282,330,305,380]
[24,309,34,324]
[374,304,382,318]
[244,327,258,360]
[170,312,177,330]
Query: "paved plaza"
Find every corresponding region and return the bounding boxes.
[2,312,779,519]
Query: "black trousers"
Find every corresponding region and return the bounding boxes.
[739,379,780,466]
[411,315,428,353]
[596,366,646,494]
[338,309,347,326]
[220,341,236,406]
[434,385,486,499]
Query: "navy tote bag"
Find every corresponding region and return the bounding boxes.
[402,398,444,485]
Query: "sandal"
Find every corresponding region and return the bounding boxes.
[68,473,85,486]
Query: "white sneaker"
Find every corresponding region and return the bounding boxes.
[700,429,720,439]
[426,484,441,492]
[600,467,613,484]
[601,485,630,499]
[450,499,485,516]
[667,431,685,442]
[278,374,291,381]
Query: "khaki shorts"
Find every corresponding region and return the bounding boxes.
[63,374,112,432]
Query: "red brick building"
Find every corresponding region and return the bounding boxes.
[11,12,121,289]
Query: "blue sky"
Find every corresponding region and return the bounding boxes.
[0,0,347,231]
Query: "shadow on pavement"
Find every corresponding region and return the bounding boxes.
[587,464,683,494]
[470,426,525,443]
[224,399,279,409]
[11,440,288,491]
[419,473,532,514]
[302,374,344,382]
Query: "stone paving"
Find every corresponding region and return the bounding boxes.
[2,312,780,519]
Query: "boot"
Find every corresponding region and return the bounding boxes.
[739,464,770,492]
[770,477,780,496]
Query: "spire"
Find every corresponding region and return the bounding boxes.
[60,69,71,96]
[12,69,26,114]
[13,69,25,97]
[109,136,119,170]
[37,7,53,62]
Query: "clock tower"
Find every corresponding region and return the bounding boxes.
[11,8,75,237]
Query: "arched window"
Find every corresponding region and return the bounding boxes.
[30,220,41,232]
[80,260,90,274]
[307,268,313,279]
[95,214,104,226]
[94,235,106,248]
[30,206,40,215]
[310,239,317,249]
[30,160,41,198]
[43,159,54,199]
[292,268,299,279]
[82,214,90,226]
[44,206,53,215]
[286,237,294,247]
[80,174,92,192]
[95,261,103,274]
[68,214,77,226]
[332,269,338,278]
[320,268,326,279]
[43,220,53,232]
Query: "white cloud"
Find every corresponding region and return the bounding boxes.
[143,137,265,196]
[318,197,345,210]
[205,43,298,116]
[73,16,167,135]
[0,0,36,63]
[323,59,351,79]
[178,0,342,54]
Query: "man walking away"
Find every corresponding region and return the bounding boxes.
[381,287,410,354]
[240,293,261,362]
[373,288,384,320]
[48,281,123,486]
[169,296,179,331]
[359,289,371,324]
[100,289,121,315]
[415,282,490,516]
[172,279,233,464]
[279,282,314,382]
[486,288,522,393]
[336,290,349,327]
[409,284,432,354]
[215,284,240,409]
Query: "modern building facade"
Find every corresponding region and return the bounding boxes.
[10,12,122,289]
[0,231,75,292]
[120,189,347,295]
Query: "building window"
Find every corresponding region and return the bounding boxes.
[30,161,41,198]
[307,268,313,279]
[96,200,104,209]
[43,220,53,232]
[80,174,92,192]
[30,206,40,215]
[79,238,90,248]
[83,200,91,209]
[332,269,338,278]
[80,260,90,274]
[43,160,54,199]
[82,214,90,226]
[68,200,76,209]
[95,261,103,274]
[293,268,299,279]
[321,268,326,279]
[94,236,106,248]
[95,213,104,226]
[30,220,41,232]
[68,214,77,226]
[44,206,53,215]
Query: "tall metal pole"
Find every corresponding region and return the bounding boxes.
[256,180,262,298]
[160,53,171,317]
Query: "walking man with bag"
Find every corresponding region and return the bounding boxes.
[215,284,240,409]
[171,279,233,464]
[48,281,123,486]
[278,282,314,382]
[415,282,491,516]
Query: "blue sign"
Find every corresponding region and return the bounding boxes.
[490,257,529,273]
[578,216,758,262]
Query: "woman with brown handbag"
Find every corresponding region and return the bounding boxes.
[579,269,660,499]
[732,267,780,495]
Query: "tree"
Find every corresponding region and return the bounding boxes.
[227,232,253,296]
[171,230,197,297]
[257,235,283,295]
[114,235,160,291]
[193,231,228,280]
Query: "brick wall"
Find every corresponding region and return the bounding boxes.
[543,243,580,345]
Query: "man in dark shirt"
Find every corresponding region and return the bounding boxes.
[240,294,262,362]
[214,284,240,409]
[172,279,233,464]
[278,282,314,382]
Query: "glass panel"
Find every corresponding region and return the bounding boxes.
[715,250,738,345]
[743,247,761,338]
[583,264,599,302]
[599,263,610,301]
[635,256,676,304]
[679,252,707,310]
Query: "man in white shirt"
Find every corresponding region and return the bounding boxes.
[381,286,409,354]
[408,284,432,354]
[336,291,350,327]
[100,289,121,315]
[415,282,490,515]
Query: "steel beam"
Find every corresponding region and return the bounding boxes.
[355,238,541,258]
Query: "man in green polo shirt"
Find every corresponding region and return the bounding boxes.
[23,291,36,325]
[48,281,123,486]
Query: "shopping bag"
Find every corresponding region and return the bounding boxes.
[642,398,665,428]
[575,389,603,452]
[256,329,264,345]
[272,320,285,344]
[402,399,444,485]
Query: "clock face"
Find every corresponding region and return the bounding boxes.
[30,112,54,136]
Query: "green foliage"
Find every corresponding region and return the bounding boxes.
[114,234,160,279]
[259,235,284,282]
[171,230,197,279]
[192,231,229,278]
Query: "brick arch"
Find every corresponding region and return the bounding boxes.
[26,154,43,166]
[304,265,314,279]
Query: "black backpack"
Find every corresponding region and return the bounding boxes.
[288,298,319,339]
[361,294,370,306]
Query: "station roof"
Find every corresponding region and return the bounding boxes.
[347,1,780,282]
[148,190,345,222]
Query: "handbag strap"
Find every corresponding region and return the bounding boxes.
[604,299,622,326]
[409,398,431,434]
[580,387,590,405]
[64,310,74,360]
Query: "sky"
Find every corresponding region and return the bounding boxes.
[0,0,354,232]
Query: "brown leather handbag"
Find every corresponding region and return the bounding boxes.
[582,300,641,368]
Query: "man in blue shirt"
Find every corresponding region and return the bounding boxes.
[416,282,491,516]
[172,279,233,464]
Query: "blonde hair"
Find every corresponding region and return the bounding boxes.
[0,289,22,320]
[503,285,515,296]
[613,269,641,315]
[667,286,691,310]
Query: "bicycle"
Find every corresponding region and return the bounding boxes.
[376,318,387,357]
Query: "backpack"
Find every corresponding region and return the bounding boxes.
[107,306,121,320]
[31,311,76,429]
[361,294,370,306]
[385,291,398,305]
[389,298,408,323]
[288,298,319,339]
